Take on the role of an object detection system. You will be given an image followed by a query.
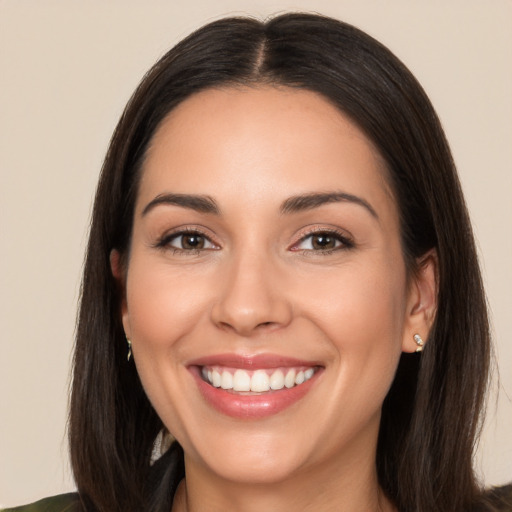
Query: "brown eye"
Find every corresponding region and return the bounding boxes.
[163,231,216,251]
[293,230,352,252]
[311,234,337,250]
[181,234,205,249]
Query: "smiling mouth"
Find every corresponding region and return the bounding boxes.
[200,366,319,393]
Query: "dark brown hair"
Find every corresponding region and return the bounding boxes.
[70,13,493,511]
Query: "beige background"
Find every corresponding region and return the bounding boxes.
[1,0,511,507]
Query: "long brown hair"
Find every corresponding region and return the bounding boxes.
[70,13,493,511]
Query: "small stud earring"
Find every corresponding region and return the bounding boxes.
[413,333,424,352]
[126,338,132,361]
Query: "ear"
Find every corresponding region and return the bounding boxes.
[110,249,131,339]
[401,249,438,353]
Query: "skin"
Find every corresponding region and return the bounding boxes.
[112,86,437,511]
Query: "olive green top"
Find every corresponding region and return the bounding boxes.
[1,494,81,512]
[4,485,512,511]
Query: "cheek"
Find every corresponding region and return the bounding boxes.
[297,260,407,346]
[123,260,213,429]
[124,260,211,347]
[294,259,407,398]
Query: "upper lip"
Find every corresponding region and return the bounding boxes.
[187,353,322,370]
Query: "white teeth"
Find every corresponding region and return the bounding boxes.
[233,369,251,391]
[221,370,233,390]
[251,370,270,392]
[212,370,221,388]
[284,369,296,388]
[269,369,285,390]
[202,366,316,392]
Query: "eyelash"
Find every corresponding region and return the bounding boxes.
[154,227,354,256]
[291,228,354,255]
[154,228,218,255]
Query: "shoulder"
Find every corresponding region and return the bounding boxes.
[1,493,82,512]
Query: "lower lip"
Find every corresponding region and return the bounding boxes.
[190,367,321,419]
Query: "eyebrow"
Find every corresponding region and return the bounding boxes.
[280,191,378,219]
[141,190,378,219]
[142,193,220,216]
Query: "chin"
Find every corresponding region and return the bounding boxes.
[179,422,315,485]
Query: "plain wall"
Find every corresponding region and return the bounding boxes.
[1,0,511,507]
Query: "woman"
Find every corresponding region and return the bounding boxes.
[5,12,511,512]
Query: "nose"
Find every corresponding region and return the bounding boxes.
[210,250,293,336]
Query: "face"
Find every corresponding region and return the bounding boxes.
[117,86,433,486]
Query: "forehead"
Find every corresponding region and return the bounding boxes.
[138,86,394,217]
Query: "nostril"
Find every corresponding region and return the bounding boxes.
[255,321,282,332]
